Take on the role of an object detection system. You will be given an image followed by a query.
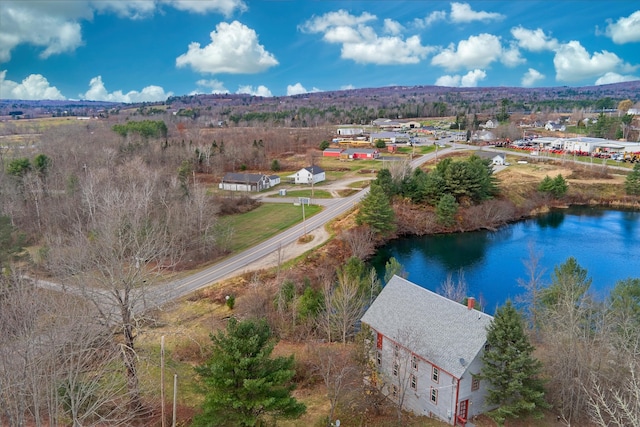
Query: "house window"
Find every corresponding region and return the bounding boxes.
[392,385,398,397]
[376,333,383,350]
[432,366,439,383]
[410,374,417,390]
[411,354,418,371]
[471,375,480,392]
[393,344,399,358]
[393,361,399,376]
[376,350,381,367]
[430,387,438,404]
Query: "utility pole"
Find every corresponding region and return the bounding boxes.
[172,374,177,427]
[302,199,306,237]
[161,336,166,427]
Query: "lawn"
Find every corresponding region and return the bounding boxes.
[219,203,322,252]
[269,189,332,199]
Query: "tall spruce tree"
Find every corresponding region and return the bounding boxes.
[193,318,306,427]
[356,182,396,236]
[625,163,640,195]
[481,300,549,426]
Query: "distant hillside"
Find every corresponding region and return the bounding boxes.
[2,81,639,122]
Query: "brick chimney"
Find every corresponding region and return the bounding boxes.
[467,297,475,310]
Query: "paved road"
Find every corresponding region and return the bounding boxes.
[31,146,461,313]
[145,146,458,309]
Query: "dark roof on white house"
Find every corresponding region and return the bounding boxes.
[221,173,266,183]
[361,275,493,379]
[474,150,505,160]
[304,166,325,174]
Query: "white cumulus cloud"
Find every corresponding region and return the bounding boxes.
[287,83,308,96]
[286,83,322,96]
[176,21,278,74]
[501,42,525,67]
[164,0,247,17]
[0,0,247,63]
[461,69,487,86]
[553,40,632,82]
[431,33,505,71]
[383,19,403,35]
[449,2,504,23]
[434,75,460,87]
[511,26,559,52]
[80,75,172,102]
[340,84,355,91]
[605,10,640,44]
[91,1,156,19]
[195,79,229,93]
[0,70,66,100]
[413,10,447,28]
[435,69,486,87]
[300,9,433,65]
[299,9,376,33]
[236,85,272,97]
[521,68,545,87]
[595,72,639,85]
[0,1,84,62]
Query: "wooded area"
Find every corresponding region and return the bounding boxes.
[0,106,639,426]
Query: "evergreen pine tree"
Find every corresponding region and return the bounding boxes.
[193,318,306,427]
[538,175,554,194]
[551,174,568,198]
[435,193,458,226]
[625,163,640,195]
[481,300,549,426]
[356,183,396,236]
[374,168,397,197]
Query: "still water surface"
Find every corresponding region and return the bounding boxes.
[370,207,640,314]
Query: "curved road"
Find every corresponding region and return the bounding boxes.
[146,146,457,309]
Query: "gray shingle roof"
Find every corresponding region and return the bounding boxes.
[221,173,265,183]
[361,275,493,378]
[304,166,325,174]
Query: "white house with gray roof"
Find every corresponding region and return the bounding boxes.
[291,166,325,184]
[361,276,496,426]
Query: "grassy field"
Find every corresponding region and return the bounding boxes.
[269,189,333,199]
[219,203,322,253]
[0,116,90,132]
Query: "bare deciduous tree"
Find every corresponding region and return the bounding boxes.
[588,362,640,427]
[330,270,367,344]
[0,269,134,427]
[437,268,468,303]
[309,344,359,425]
[45,158,182,412]
[339,225,377,260]
[516,243,546,336]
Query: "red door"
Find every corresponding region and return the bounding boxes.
[457,400,468,426]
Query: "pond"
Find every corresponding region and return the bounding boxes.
[370,207,640,314]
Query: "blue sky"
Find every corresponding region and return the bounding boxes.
[1,1,639,102]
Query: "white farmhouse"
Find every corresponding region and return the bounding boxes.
[475,150,506,166]
[292,166,325,184]
[361,276,496,426]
